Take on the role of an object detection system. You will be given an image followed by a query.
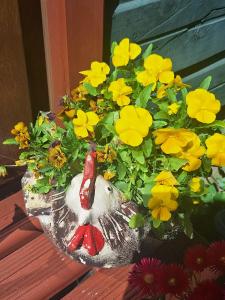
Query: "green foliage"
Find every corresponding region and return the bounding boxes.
[129,213,145,229]
[199,75,212,90]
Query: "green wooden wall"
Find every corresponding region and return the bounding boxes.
[110,0,225,105]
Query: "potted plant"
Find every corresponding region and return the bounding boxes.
[1,38,225,267]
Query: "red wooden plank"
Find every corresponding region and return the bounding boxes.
[63,265,141,300]
[0,234,90,300]
[0,191,25,230]
[40,0,104,112]
[0,216,41,259]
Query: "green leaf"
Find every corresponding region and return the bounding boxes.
[152,219,161,228]
[119,150,132,164]
[3,138,18,145]
[166,88,177,102]
[167,157,187,171]
[115,181,129,193]
[83,82,98,96]
[214,192,225,202]
[132,149,145,164]
[129,213,145,229]
[142,43,153,59]
[183,215,193,239]
[101,111,119,125]
[153,120,167,129]
[177,171,188,184]
[199,76,212,90]
[201,185,217,203]
[142,138,152,158]
[197,120,225,130]
[136,84,153,108]
[111,41,117,56]
[154,110,169,120]
[118,163,127,180]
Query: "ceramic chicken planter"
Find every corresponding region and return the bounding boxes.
[22,151,148,268]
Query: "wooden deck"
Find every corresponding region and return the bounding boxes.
[0,191,138,300]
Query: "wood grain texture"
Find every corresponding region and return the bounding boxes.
[142,15,225,72]
[0,217,41,259]
[0,234,90,300]
[0,191,25,231]
[112,0,225,42]
[41,0,104,112]
[63,265,140,300]
[211,82,225,105]
[0,0,32,161]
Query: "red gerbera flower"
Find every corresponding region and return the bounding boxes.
[128,258,162,297]
[184,244,208,272]
[160,264,189,296]
[207,240,225,273]
[187,281,224,300]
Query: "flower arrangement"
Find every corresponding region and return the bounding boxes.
[128,240,225,299]
[1,37,225,239]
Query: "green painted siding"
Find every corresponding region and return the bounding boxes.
[110,0,225,105]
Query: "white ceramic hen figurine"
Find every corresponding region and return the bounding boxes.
[22,150,148,267]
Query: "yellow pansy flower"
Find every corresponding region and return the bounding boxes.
[112,38,141,67]
[103,170,116,181]
[186,89,221,123]
[205,133,225,166]
[148,185,179,221]
[181,135,205,172]
[137,54,174,88]
[71,84,88,101]
[11,122,30,149]
[80,61,110,87]
[48,145,67,169]
[73,109,99,138]
[153,128,195,155]
[154,171,179,186]
[168,103,180,115]
[115,105,152,146]
[174,75,190,89]
[189,177,201,193]
[108,78,132,106]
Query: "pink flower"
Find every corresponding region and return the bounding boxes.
[207,240,225,273]
[160,264,189,296]
[128,258,162,297]
[184,244,208,272]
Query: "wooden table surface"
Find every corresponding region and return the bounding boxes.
[0,191,138,300]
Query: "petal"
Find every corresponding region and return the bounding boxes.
[136,107,153,128]
[115,118,129,134]
[73,110,87,125]
[162,58,173,71]
[119,130,143,146]
[161,137,182,154]
[117,95,131,106]
[211,153,225,166]
[112,54,129,67]
[165,199,178,211]
[129,43,141,59]
[86,111,99,126]
[144,54,163,72]
[159,207,171,221]
[152,207,162,220]
[159,71,174,84]
[148,197,161,210]
[120,105,137,120]
[136,70,156,87]
[74,126,89,138]
[195,110,216,124]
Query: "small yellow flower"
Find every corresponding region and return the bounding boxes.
[157,84,167,99]
[205,133,225,166]
[71,84,87,101]
[186,89,221,123]
[115,105,152,146]
[189,177,201,193]
[154,171,179,186]
[168,103,180,115]
[174,75,190,89]
[73,109,99,138]
[96,145,117,163]
[11,122,30,149]
[108,78,132,106]
[148,185,179,221]
[48,146,67,169]
[80,61,110,87]
[153,128,195,155]
[112,38,141,67]
[103,170,116,181]
[137,54,174,88]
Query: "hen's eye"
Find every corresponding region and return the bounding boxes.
[107,186,113,192]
